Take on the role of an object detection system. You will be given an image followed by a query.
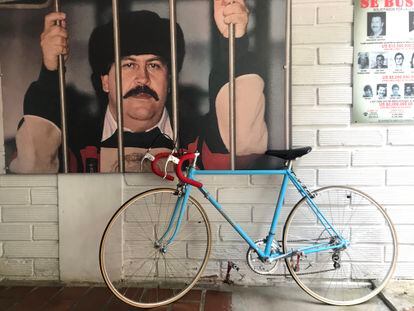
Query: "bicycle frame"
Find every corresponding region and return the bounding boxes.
[160,166,348,262]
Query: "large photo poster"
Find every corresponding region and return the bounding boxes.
[353,0,414,123]
[0,0,287,173]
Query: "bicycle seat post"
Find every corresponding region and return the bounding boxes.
[287,160,293,171]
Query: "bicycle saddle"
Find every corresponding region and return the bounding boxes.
[265,147,312,160]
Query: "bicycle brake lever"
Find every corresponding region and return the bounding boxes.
[163,154,180,179]
[140,151,155,172]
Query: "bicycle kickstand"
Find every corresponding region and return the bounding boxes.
[223,261,241,285]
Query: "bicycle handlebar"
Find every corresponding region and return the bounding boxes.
[150,151,203,188]
[175,153,203,188]
[150,152,175,181]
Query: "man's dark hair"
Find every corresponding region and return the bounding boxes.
[88,10,185,96]
[376,84,387,96]
[394,52,404,61]
[409,11,414,32]
[367,12,386,36]
[363,85,372,92]
[358,53,369,65]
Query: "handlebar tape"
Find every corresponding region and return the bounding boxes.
[176,153,203,188]
[150,152,175,181]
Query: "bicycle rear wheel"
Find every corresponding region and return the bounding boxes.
[100,188,211,309]
[282,186,397,305]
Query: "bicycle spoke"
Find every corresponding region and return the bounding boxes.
[100,188,211,308]
[283,186,397,305]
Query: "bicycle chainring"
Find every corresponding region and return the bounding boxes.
[246,240,280,275]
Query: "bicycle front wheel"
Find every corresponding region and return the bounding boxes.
[283,186,397,306]
[100,188,211,309]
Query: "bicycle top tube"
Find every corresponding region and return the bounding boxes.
[194,169,289,176]
[145,146,312,187]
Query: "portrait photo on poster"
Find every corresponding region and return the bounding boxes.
[0,0,289,174]
[410,52,414,68]
[371,52,388,69]
[363,85,373,98]
[376,83,387,99]
[409,11,414,32]
[404,83,414,97]
[390,84,401,99]
[367,11,386,38]
[358,52,370,69]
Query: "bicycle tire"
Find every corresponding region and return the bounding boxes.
[99,188,212,308]
[282,186,397,305]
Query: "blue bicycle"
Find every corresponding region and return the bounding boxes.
[99,147,398,308]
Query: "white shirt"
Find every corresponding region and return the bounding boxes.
[101,107,173,142]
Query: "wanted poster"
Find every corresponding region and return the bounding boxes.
[353,0,414,123]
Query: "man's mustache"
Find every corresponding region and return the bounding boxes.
[123,85,159,101]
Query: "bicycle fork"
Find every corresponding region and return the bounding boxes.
[155,184,192,252]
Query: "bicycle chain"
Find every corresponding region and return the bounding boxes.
[277,237,332,244]
[247,238,337,277]
[266,267,337,277]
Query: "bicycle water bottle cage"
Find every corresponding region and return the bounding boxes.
[265,146,312,160]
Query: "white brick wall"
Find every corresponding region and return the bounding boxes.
[0,176,58,281]
[0,0,413,283]
[291,0,414,282]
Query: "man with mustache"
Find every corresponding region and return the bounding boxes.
[10,0,268,173]
[368,13,386,38]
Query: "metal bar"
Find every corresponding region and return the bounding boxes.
[54,0,69,173]
[111,0,125,173]
[229,21,236,170]
[284,0,292,149]
[169,0,179,145]
[0,64,5,173]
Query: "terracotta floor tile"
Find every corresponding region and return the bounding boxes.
[171,302,200,311]
[71,287,113,311]
[180,290,202,302]
[7,287,62,311]
[0,298,17,310]
[0,286,232,311]
[204,290,232,311]
[0,287,34,299]
[42,287,90,311]
[105,288,144,310]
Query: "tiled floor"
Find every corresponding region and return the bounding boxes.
[0,286,231,311]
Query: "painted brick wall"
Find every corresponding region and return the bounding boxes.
[291,0,414,279]
[0,175,59,281]
[0,0,414,282]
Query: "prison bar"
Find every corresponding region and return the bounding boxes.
[285,0,292,149]
[112,0,125,173]
[169,0,179,144]
[54,0,69,173]
[229,22,236,170]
